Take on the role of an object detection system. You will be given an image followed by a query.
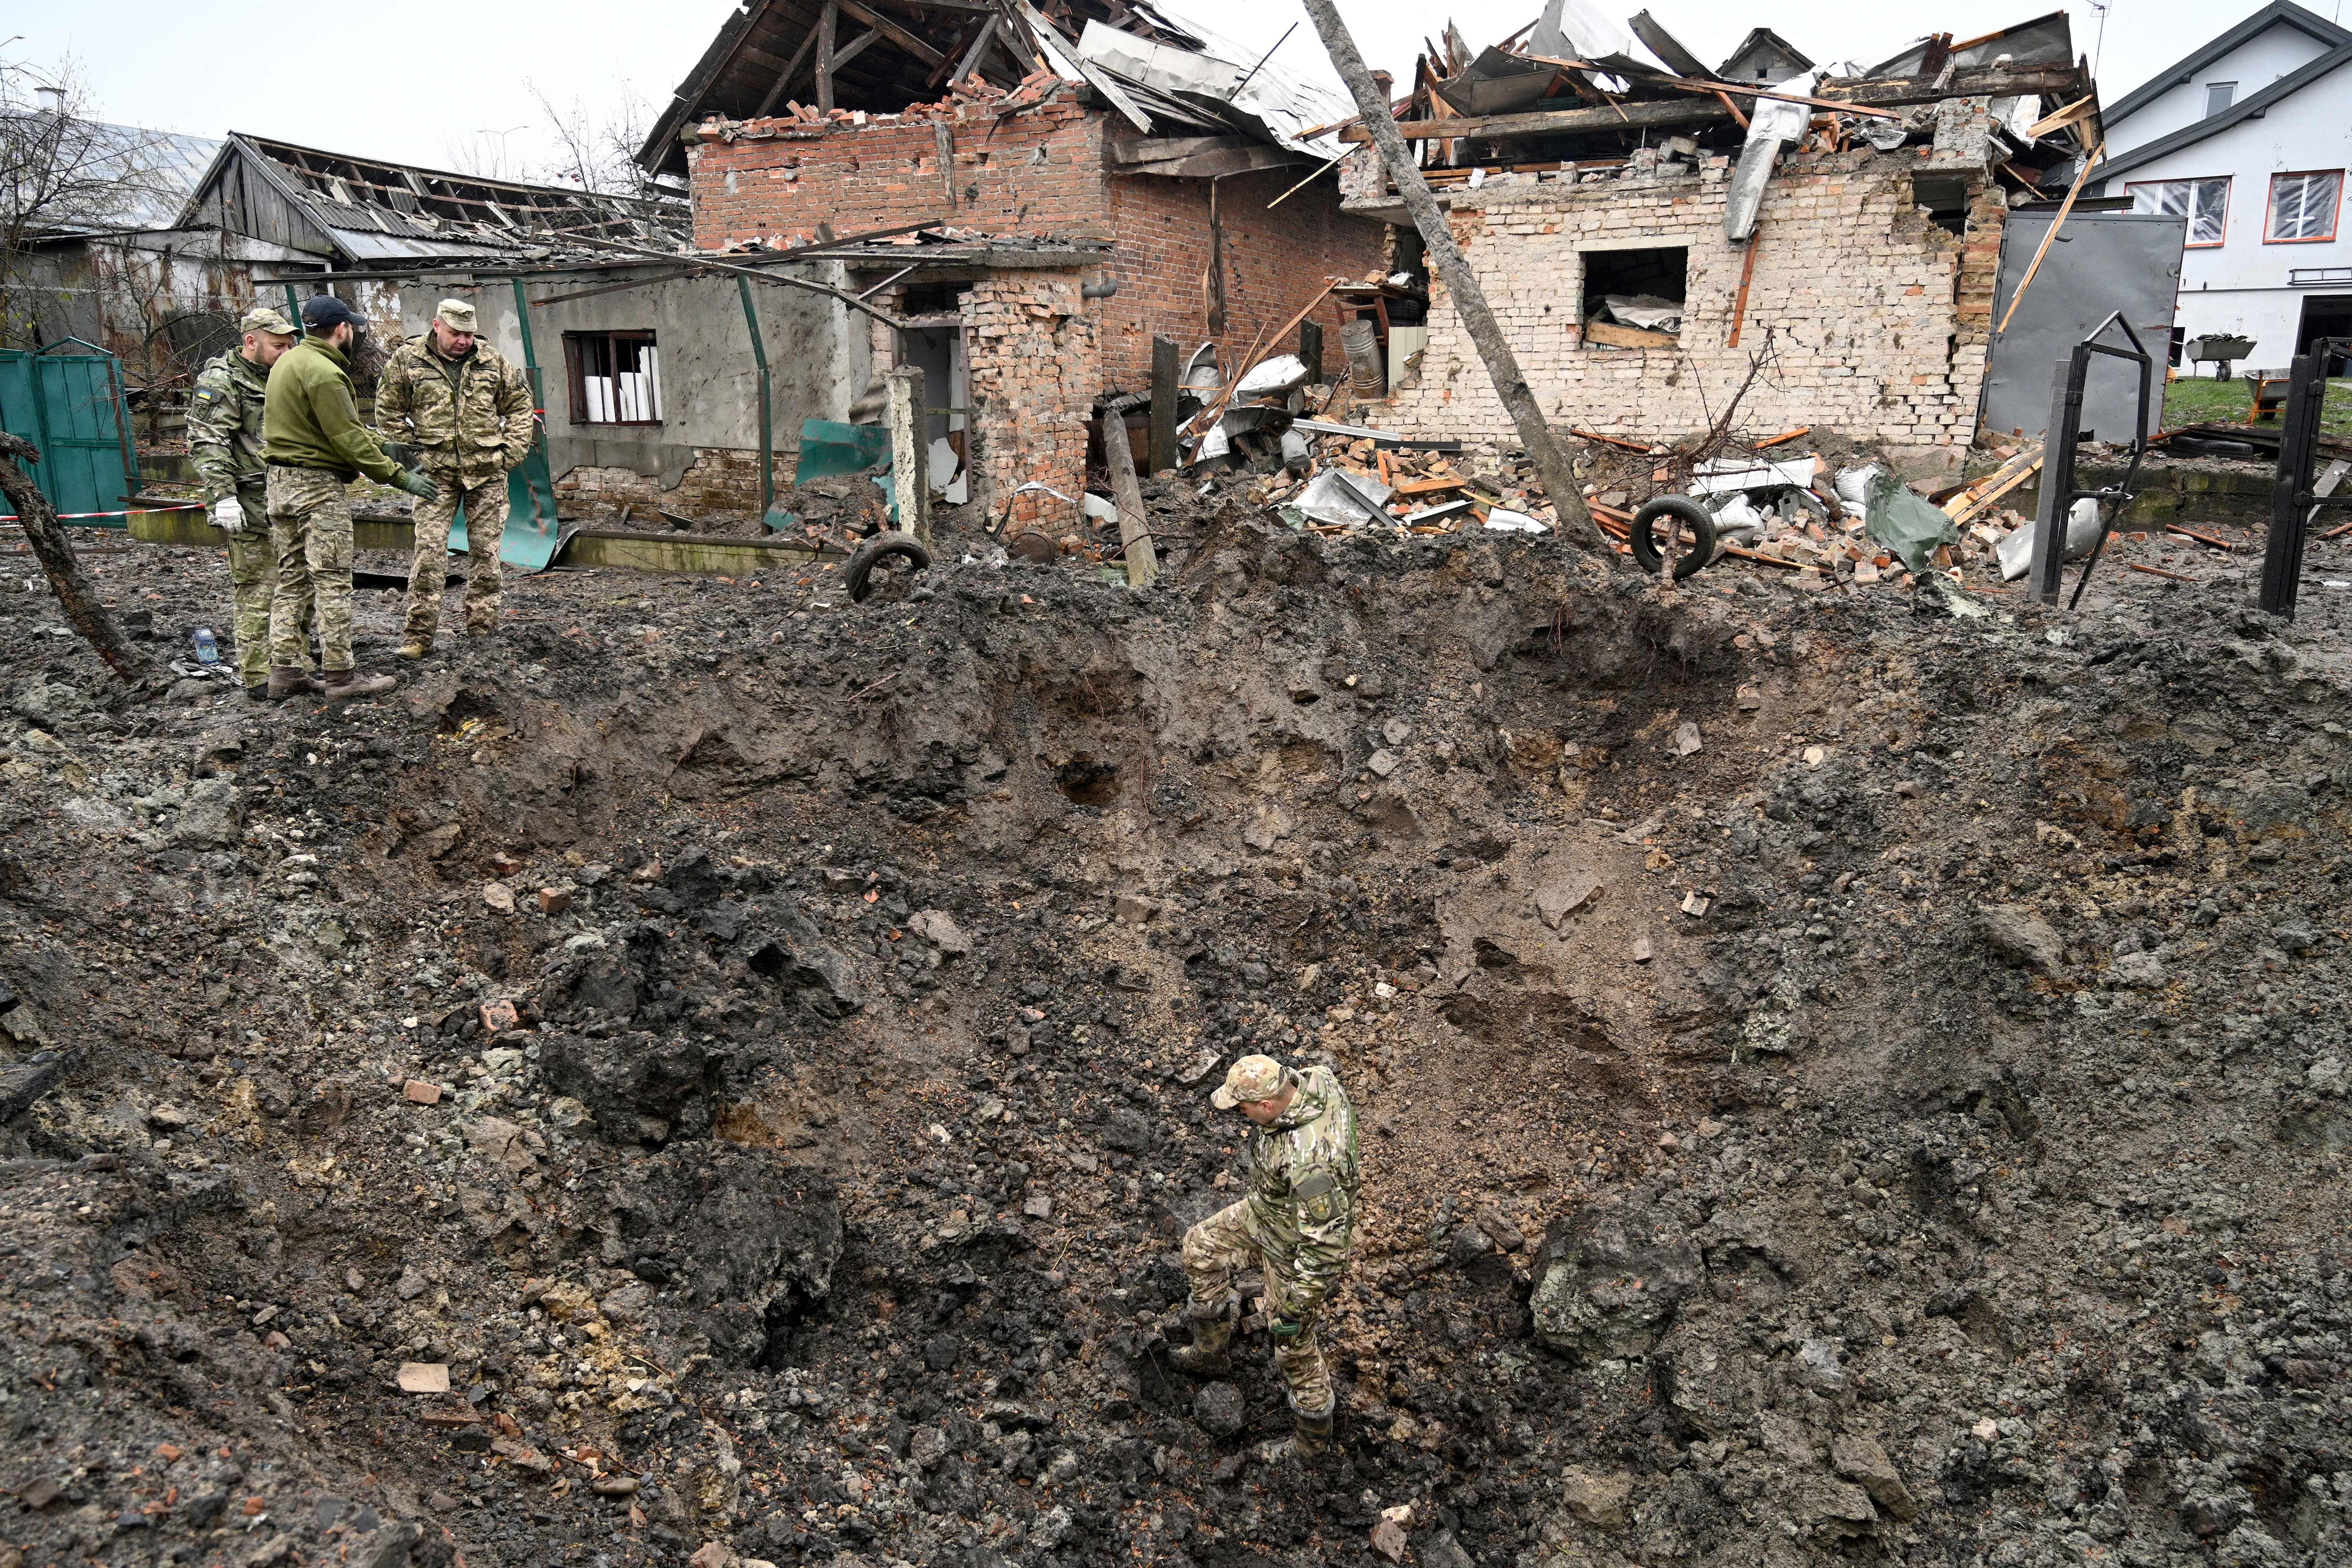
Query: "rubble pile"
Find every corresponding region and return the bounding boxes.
[0,503,2350,1568]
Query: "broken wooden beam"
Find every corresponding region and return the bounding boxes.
[1343,95,1729,143]
[1098,404,1158,587]
[815,0,839,115]
[1583,319,1677,350]
[839,0,946,67]
[2164,523,2236,552]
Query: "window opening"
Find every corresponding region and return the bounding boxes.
[564,331,661,425]
[2205,81,2236,116]
[1580,246,1687,347]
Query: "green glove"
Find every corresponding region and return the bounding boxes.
[393,469,439,503]
[1269,1316,1304,1341]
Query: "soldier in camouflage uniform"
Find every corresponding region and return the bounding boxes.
[189,305,310,695]
[1171,1054,1360,1460]
[373,298,537,655]
[262,295,437,701]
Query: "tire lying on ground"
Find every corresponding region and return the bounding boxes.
[846,531,932,602]
[1628,496,1718,581]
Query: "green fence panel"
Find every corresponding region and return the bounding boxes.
[0,342,138,522]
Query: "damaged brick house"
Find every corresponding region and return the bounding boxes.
[1341,8,2101,479]
[640,0,1387,526]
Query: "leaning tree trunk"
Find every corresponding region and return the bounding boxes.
[1298,0,1609,556]
[0,432,154,682]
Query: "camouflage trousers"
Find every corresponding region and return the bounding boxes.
[225,489,311,685]
[404,472,507,641]
[266,466,356,673]
[1182,1199,1336,1416]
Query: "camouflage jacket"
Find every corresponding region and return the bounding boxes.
[188,347,271,503]
[374,334,535,479]
[1244,1065,1360,1311]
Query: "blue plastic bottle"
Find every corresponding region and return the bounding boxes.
[192,627,219,665]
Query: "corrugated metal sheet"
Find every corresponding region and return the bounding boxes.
[3,114,222,236]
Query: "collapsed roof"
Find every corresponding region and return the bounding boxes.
[637,0,1353,177]
[180,134,688,265]
[1347,2,2098,198]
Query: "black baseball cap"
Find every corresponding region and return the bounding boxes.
[300,294,368,331]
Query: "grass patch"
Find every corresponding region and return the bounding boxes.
[2162,373,2352,434]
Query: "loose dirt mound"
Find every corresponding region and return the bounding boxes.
[0,519,2348,1568]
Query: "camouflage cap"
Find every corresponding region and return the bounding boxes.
[434,298,483,335]
[1211,1054,1290,1110]
[238,305,297,337]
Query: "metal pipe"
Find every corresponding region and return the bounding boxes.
[509,276,557,525]
[738,276,777,523]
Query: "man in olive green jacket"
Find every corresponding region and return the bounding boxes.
[262,295,437,701]
[374,297,536,655]
[189,304,304,696]
[1171,1053,1361,1461]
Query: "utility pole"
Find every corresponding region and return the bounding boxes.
[1298,0,1605,554]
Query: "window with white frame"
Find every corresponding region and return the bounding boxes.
[2204,81,2235,116]
[2267,172,2343,243]
[2129,178,2229,246]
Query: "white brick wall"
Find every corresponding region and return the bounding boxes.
[1375,149,2002,475]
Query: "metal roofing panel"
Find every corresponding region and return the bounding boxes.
[5,115,222,235]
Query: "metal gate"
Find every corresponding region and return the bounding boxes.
[1982,209,2187,445]
[0,340,139,520]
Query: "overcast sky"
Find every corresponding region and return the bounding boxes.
[7,0,2328,180]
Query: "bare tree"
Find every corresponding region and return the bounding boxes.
[0,52,183,350]
[525,80,657,200]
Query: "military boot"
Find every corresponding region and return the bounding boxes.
[319,669,397,702]
[1256,1396,1335,1464]
[264,665,321,701]
[1166,1303,1232,1377]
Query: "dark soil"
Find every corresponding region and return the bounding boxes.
[1,506,2348,1568]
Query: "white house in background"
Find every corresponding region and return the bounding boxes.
[2093,0,2352,369]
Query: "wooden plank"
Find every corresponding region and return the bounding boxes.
[1727,230,1760,348]
[832,27,882,73]
[1099,404,1158,586]
[950,14,999,85]
[752,24,825,118]
[1392,476,1468,496]
[1828,64,2084,106]
[1148,335,1179,474]
[1121,144,1312,179]
[815,0,838,114]
[1996,141,2104,335]
[1945,444,2042,523]
[840,0,947,67]
[1582,319,1677,349]
[1342,95,1730,143]
[1568,428,1650,451]
[2165,523,2237,552]
[1113,135,1257,165]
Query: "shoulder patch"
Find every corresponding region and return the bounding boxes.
[193,388,220,403]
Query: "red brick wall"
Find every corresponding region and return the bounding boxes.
[689,105,1112,249]
[688,109,1388,388]
[1101,164,1388,392]
[962,273,1099,530]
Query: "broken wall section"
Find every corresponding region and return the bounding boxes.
[688,105,1113,251]
[961,272,1101,530]
[1378,150,2006,475]
[1102,163,1387,392]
